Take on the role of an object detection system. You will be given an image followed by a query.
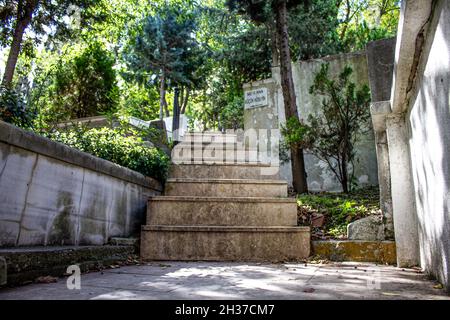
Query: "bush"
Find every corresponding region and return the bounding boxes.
[0,85,36,128]
[45,126,170,181]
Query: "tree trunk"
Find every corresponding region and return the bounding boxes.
[163,98,170,117]
[172,87,180,142]
[2,0,36,87]
[159,72,166,120]
[180,88,190,114]
[275,0,308,193]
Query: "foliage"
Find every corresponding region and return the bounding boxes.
[307,63,371,193]
[0,0,98,47]
[338,0,400,51]
[0,84,35,128]
[280,116,311,149]
[118,82,160,121]
[297,186,381,238]
[123,2,205,119]
[45,126,170,181]
[32,42,119,123]
[288,0,341,60]
[0,0,100,85]
[218,96,244,130]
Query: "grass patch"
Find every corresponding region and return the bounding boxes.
[297,186,381,239]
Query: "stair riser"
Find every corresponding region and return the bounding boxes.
[147,200,297,226]
[164,181,287,197]
[183,135,237,143]
[170,164,280,180]
[141,229,310,261]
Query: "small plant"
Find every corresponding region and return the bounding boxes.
[307,63,371,193]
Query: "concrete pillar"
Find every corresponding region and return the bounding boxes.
[371,101,395,240]
[374,131,394,239]
[386,114,420,267]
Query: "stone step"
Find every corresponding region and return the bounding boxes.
[147,196,297,226]
[172,158,265,165]
[165,178,288,197]
[141,225,310,262]
[169,163,280,180]
[183,132,237,143]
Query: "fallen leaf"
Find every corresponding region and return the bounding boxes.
[433,284,444,289]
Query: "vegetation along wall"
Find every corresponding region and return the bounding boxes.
[0,121,162,247]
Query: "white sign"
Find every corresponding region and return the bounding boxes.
[244,88,268,109]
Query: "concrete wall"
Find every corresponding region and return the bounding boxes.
[0,121,162,247]
[405,0,450,289]
[368,0,450,289]
[244,52,378,192]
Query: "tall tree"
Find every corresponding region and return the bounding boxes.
[124,3,203,120]
[0,0,97,86]
[226,0,309,193]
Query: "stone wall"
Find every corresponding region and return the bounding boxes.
[0,121,162,247]
[244,51,378,192]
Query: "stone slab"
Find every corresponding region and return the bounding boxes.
[312,240,396,264]
[165,178,287,197]
[169,163,280,180]
[141,225,310,262]
[147,196,297,226]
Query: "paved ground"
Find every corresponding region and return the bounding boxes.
[0,261,448,300]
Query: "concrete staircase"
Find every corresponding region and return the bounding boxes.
[140,132,310,262]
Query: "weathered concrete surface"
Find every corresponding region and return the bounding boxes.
[0,121,162,247]
[0,257,6,286]
[141,226,310,262]
[366,38,396,102]
[347,215,384,241]
[147,196,297,227]
[165,178,287,197]
[0,262,448,300]
[386,114,420,267]
[366,38,396,240]
[404,0,450,291]
[0,246,135,286]
[312,240,397,265]
[170,163,280,180]
[245,51,378,192]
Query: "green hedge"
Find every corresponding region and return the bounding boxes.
[46,127,170,181]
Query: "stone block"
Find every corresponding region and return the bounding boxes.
[141,225,310,262]
[312,240,396,264]
[147,196,297,226]
[347,215,385,241]
[164,178,287,197]
[169,163,280,180]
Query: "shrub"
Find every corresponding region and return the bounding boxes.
[45,126,170,181]
[0,85,36,128]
